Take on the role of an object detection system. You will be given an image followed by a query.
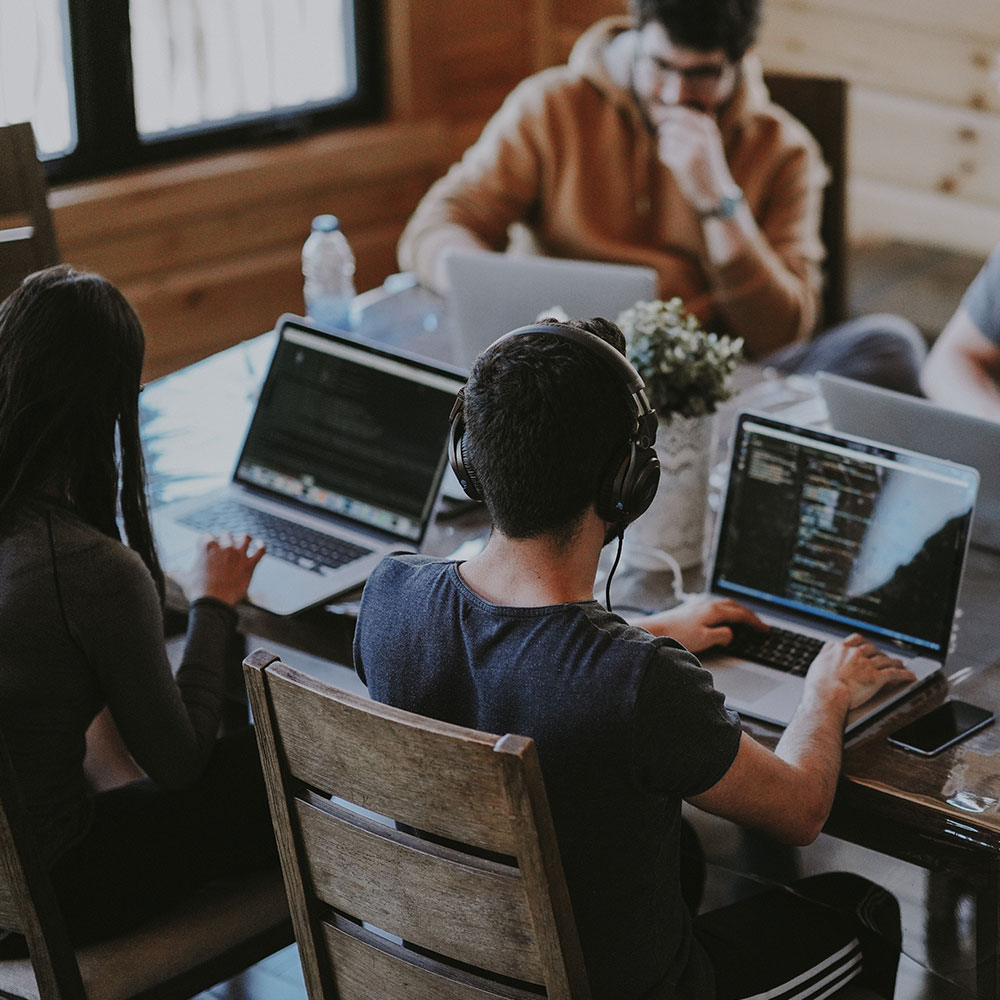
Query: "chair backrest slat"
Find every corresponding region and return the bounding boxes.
[294,797,540,982]
[0,122,60,301]
[0,730,88,999]
[321,912,543,1000]
[244,648,591,1000]
[764,73,849,328]
[267,664,521,854]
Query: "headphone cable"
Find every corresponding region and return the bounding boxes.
[605,530,624,613]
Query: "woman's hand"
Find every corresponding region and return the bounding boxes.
[188,532,266,607]
[630,597,767,652]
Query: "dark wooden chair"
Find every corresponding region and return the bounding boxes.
[764,73,849,327]
[244,648,591,1000]
[0,725,292,1000]
[0,122,61,303]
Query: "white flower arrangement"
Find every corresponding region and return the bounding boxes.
[617,297,743,422]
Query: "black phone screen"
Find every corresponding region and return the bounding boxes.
[886,699,994,756]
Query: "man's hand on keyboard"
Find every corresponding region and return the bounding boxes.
[632,597,768,653]
[805,634,915,711]
[189,532,267,607]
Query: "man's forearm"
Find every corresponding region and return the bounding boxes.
[705,227,821,354]
[772,684,851,842]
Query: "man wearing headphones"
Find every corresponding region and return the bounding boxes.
[354,318,908,999]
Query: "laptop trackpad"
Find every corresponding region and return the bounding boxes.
[707,659,787,703]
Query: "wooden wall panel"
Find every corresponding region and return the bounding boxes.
[551,0,624,38]
[850,177,1000,259]
[758,2,1000,114]
[53,120,448,378]
[759,0,1000,254]
[126,221,406,379]
[851,88,1000,208]
[431,2,541,123]
[762,0,999,47]
[44,0,999,379]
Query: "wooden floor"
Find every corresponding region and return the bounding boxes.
[194,238,990,1000]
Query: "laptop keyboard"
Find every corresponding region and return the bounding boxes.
[728,624,825,677]
[179,501,372,574]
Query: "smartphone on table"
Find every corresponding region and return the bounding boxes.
[887,699,995,757]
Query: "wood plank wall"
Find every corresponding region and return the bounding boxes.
[757,0,1000,256]
[46,0,996,378]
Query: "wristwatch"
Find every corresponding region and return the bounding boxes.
[697,186,744,220]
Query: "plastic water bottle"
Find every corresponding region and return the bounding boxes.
[302,214,356,329]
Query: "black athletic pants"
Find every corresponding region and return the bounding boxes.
[1,726,277,953]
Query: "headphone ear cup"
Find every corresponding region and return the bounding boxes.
[598,442,660,527]
[459,436,484,502]
[622,447,660,523]
[596,445,633,525]
[447,394,484,502]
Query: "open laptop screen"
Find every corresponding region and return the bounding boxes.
[234,323,465,542]
[710,414,978,658]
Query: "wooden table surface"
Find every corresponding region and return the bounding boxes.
[143,287,1000,996]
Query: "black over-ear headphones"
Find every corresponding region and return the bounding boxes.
[447,322,661,531]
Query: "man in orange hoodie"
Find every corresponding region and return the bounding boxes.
[399,0,925,391]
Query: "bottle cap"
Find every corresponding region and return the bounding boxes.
[311,214,340,232]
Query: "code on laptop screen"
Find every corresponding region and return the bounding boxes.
[235,326,464,542]
[711,416,979,656]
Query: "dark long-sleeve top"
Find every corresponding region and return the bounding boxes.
[0,500,234,865]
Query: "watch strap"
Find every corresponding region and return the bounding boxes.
[697,187,744,220]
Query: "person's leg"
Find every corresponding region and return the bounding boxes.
[48,726,277,945]
[694,871,902,999]
[763,314,927,396]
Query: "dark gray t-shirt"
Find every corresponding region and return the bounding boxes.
[0,501,234,865]
[354,553,742,1000]
[962,243,1000,346]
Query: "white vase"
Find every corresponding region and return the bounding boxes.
[621,412,714,571]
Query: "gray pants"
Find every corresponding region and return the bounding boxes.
[764,313,927,396]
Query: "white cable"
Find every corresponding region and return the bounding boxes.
[637,546,692,603]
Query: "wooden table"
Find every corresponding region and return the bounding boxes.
[144,291,1000,997]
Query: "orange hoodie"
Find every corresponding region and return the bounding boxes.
[398,18,828,356]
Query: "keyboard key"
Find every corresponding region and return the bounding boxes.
[179,501,371,574]
[728,624,824,677]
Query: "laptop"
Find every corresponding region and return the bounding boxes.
[153,314,466,616]
[700,413,979,733]
[445,251,658,369]
[818,371,1000,553]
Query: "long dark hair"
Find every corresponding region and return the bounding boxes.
[0,265,164,596]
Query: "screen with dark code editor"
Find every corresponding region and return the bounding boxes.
[712,416,978,654]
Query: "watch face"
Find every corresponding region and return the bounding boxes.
[699,188,743,220]
[718,190,742,218]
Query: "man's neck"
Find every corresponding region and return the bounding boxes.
[458,514,607,607]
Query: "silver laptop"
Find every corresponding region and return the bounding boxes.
[445,251,658,370]
[700,413,979,733]
[818,371,1000,553]
[154,314,466,616]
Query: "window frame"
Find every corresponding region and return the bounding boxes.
[47,0,383,183]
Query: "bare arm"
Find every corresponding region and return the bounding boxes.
[921,309,1000,421]
[398,79,547,295]
[687,635,914,845]
[628,596,767,652]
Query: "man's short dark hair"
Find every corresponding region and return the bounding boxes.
[629,0,762,61]
[463,317,634,545]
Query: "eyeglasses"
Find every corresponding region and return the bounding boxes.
[634,49,733,96]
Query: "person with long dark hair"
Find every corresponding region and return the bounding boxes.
[0,265,276,948]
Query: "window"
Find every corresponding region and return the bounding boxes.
[0,0,382,181]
